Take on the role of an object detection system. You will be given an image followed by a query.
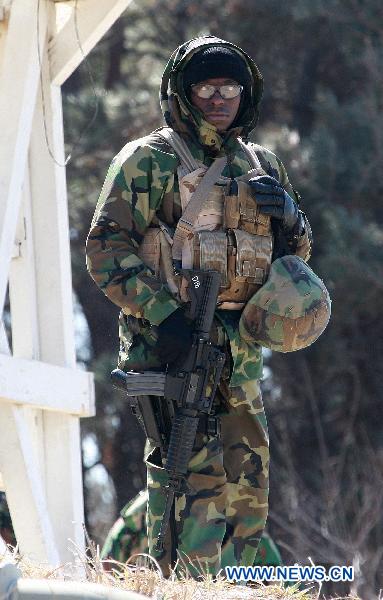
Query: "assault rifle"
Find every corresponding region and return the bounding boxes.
[111,269,225,554]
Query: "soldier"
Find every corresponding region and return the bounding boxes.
[86,36,330,576]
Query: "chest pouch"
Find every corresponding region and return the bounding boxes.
[180,169,273,309]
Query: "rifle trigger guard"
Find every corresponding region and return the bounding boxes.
[207,415,221,439]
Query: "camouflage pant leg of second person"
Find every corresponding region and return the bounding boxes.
[219,378,269,569]
[253,531,282,567]
[101,491,148,565]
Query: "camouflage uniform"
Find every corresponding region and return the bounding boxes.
[101,492,149,564]
[101,489,282,568]
[86,36,311,576]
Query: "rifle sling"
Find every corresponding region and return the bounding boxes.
[156,128,227,262]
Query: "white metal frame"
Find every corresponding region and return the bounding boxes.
[0,0,132,565]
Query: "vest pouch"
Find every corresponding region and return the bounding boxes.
[234,229,271,285]
[224,180,271,236]
[193,230,228,287]
[223,193,240,229]
[219,229,273,308]
[192,229,272,309]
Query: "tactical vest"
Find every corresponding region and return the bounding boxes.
[138,128,274,309]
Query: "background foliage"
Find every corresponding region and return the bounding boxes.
[61,1,383,596]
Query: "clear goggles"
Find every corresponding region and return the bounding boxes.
[191,83,243,100]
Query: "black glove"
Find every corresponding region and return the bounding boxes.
[249,175,299,232]
[155,307,194,367]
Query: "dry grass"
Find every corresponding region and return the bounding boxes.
[0,544,311,600]
[0,542,360,600]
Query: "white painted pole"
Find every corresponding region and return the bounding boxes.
[8,167,40,360]
[0,322,60,565]
[0,353,94,415]
[0,0,133,569]
[50,0,133,85]
[0,0,48,314]
[28,44,86,561]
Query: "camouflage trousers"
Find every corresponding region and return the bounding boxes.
[146,375,269,577]
[101,489,281,568]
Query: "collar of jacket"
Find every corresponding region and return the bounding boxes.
[167,87,243,155]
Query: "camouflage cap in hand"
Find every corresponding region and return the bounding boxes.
[239,255,331,352]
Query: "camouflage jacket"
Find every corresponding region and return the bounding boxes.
[86,37,311,386]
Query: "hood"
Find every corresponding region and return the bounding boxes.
[160,36,263,153]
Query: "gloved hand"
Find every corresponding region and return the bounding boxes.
[249,175,299,232]
[155,307,194,367]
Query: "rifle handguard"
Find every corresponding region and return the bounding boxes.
[165,410,199,476]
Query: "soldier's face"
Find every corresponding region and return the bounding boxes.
[190,77,241,132]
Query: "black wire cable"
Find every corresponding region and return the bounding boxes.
[36,0,100,167]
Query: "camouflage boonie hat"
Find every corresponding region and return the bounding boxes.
[239,255,331,352]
